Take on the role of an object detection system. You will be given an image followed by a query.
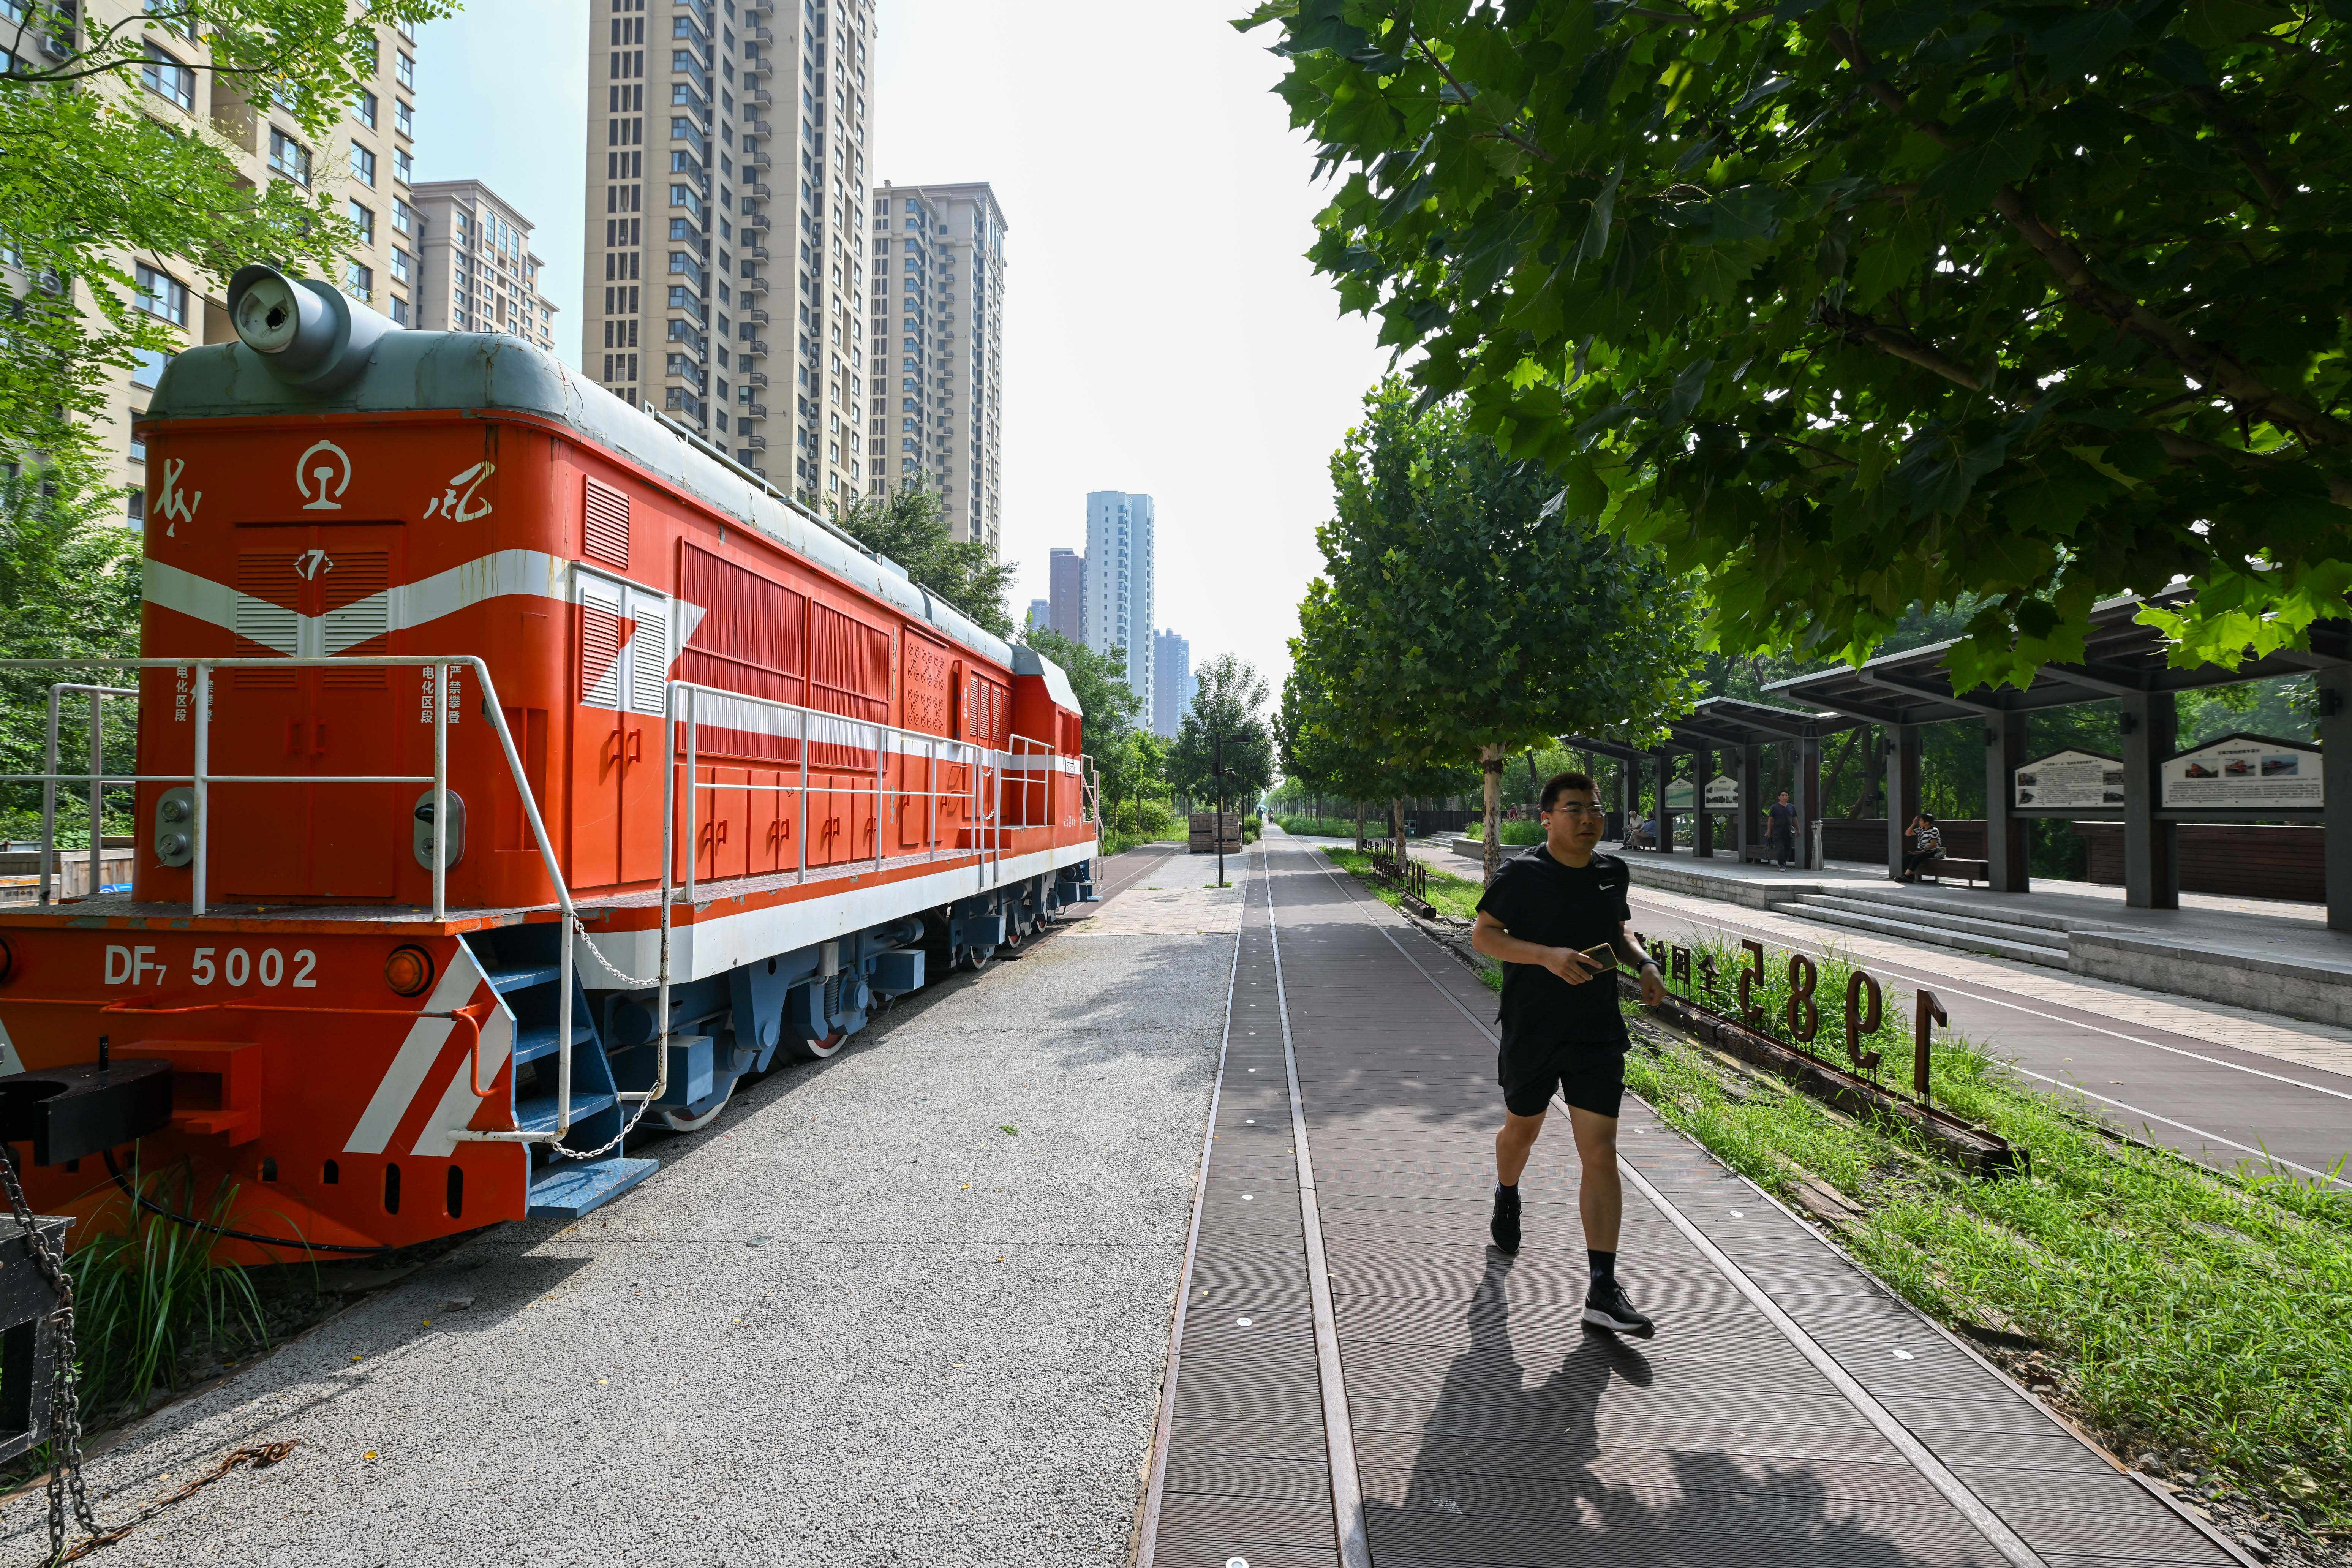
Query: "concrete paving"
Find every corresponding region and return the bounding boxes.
[1,846,1237,1568]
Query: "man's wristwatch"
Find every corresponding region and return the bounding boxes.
[1637,958,1660,973]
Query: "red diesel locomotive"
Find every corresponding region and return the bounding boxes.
[0,267,1099,1257]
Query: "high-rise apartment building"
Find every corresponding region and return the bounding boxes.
[1026,598,1049,634]
[1048,547,1084,643]
[1153,630,1192,740]
[38,4,418,522]
[1083,491,1155,711]
[580,0,877,506]
[411,180,558,349]
[866,181,1005,547]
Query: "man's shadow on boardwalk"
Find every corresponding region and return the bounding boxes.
[1378,1253,1971,1566]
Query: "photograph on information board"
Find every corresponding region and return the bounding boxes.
[2161,733,2324,808]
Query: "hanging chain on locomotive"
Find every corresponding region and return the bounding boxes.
[1,1148,99,1564]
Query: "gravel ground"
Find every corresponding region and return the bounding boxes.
[1,877,1241,1567]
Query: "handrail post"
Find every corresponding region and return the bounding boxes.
[192,662,210,917]
[38,685,60,906]
[927,736,937,862]
[87,691,104,899]
[431,662,448,922]
[684,686,699,906]
[797,707,809,885]
[874,720,885,875]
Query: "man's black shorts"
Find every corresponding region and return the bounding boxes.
[1501,1040,1626,1119]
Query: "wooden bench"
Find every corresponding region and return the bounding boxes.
[1914,855,1988,887]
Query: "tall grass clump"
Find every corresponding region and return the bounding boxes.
[1621,939,2352,1539]
[1464,819,1545,844]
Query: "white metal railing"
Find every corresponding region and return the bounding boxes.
[0,655,600,1144]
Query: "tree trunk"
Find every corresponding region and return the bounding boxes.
[1391,797,1406,855]
[1822,729,1861,819]
[1481,744,1506,885]
[1354,799,1365,847]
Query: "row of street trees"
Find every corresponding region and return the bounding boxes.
[1280,380,1702,884]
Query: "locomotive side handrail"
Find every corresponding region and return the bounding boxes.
[0,654,600,1147]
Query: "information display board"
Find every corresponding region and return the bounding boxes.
[1705,773,1740,810]
[2162,733,2323,809]
[2013,750,2123,811]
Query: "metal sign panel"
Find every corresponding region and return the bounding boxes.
[1705,773,1740,810]
[2162,732,2322,808]
[2014,750,2122,811]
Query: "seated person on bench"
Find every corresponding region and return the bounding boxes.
[1898,814,1943,882]
[1623,814,1656,850]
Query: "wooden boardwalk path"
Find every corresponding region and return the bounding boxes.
[1141,839,2238,1568]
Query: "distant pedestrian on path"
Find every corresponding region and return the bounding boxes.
[1768,790,1798,868]
[1470,770,1668,1339]
[1900,813,1943,882]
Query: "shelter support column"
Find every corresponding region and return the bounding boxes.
[1738,744,1759,861]
[1654,752,1674,853]
[2322,665,2352,933]
[1984,710,2031,894]
[1798,730,1823,870]
[2121,691,2178,910]
[1694,748,1714,858]
[1884,724,1921,877]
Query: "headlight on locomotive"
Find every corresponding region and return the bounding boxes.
[385,945,435,997]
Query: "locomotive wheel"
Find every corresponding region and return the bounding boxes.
[782,1028,847,1064]
[659,1077,737,1133]
[964,945,996,973]
[1003,922,1024,951]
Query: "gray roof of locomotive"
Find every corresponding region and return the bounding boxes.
[145,327,1081,715]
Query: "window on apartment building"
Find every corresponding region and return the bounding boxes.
[130,349,167,390]
[269,129,311,185]
[395,98,414,138]
[355,90,378,128]
[142,45,196,111]
[134,264,189,327]
[395,147,413,185]
[390,296,410,326]
[393,197,413,234]
[391,247,411,284]
[349,200,375,243]
[351,143,377,185]
[397,52,416,90]
[345,260,373,302]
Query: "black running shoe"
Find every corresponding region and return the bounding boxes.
[1584,1279,1656,1338]
[1489,1187,1521,1255]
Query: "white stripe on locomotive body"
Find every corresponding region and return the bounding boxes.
[586,842,1094,988]
[409,977,514,1160]
[146,550,576,657]
[344,947,491,1154]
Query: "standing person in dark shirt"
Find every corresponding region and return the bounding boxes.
[1472,771,1668,1337]
[1767,790,1799,869]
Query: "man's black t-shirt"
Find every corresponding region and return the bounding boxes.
[1474,846,1631,1054]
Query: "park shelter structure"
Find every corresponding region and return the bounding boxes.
[1576,593,2352,932]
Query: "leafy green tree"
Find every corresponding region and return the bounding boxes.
[1281,603,1475,842]
[830,485,1015,638]
[1170,653,1276,819]
[1308,379,1701,882]
[2,0,452,473]
[1238,0,2352,688]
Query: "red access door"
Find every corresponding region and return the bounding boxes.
[212,523,407,901]
[570,572,670,891]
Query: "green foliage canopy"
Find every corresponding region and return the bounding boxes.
[1022,628,1166,817]
[1170,653,1278,808]
[1,0,455,471]
[1238,0,2352,688]
[829,485,1016,637]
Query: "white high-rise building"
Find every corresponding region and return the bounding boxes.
[1083,490,1154,711]
[1152,630,1191,740]
[867,180,1006,547]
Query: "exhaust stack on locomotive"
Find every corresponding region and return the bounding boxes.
[0,278,1100,1259]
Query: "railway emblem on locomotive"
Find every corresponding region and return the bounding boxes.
[296,438,353,511]
[156,457,201,535]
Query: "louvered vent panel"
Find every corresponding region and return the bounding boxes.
[232,553,301,689]
[580,595,623,708]
[320,552,390,688]
[627,603,668,715]
[583,477,630,569]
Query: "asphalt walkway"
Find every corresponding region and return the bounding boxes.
[1142,837,2235,1568]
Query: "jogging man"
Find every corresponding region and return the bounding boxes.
[1472,771,1668,1338]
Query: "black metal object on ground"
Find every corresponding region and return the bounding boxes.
[0,1058,174,1166]
[0,1215,71,1465]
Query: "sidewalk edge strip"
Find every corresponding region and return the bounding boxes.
[1133,862,1250,1568]
[1265,846,1373,1568]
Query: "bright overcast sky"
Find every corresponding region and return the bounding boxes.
[413,0,1391,700]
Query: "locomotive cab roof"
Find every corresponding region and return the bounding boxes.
[147,273,1076,715]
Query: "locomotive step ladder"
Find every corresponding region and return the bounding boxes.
[471,947,657,1219]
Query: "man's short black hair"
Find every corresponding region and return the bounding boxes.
[1540,771,1596,813]
[1922,812,1937,823]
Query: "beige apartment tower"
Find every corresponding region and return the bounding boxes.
[579,0,877,507]
[24,3,420,523]
[409,180,560,349]
[868,181,1005,548]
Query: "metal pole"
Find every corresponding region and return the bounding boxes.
[684,686,699,906]
[192,663,210,918]
[38,685,60,906]
[1215,726,1225,888]
[927,736,937,861]
[797,707,809,884]
[431,662,448,921]
[874,721,885,874]
[87,691,104,898]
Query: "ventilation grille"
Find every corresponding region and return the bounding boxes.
[583,477,630,569]
[232,553,300,689]
[581,594,623,708]
[321,552,389,688]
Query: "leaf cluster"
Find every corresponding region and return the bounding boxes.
[829,484,1016,638]
[1170,652,1279,806]
[1239,0,2352,686]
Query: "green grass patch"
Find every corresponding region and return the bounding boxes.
[1323,845,1486,922]
[1621,971,2352,1540]
[1464,819,1546,844]
[1274,814,1361,838]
